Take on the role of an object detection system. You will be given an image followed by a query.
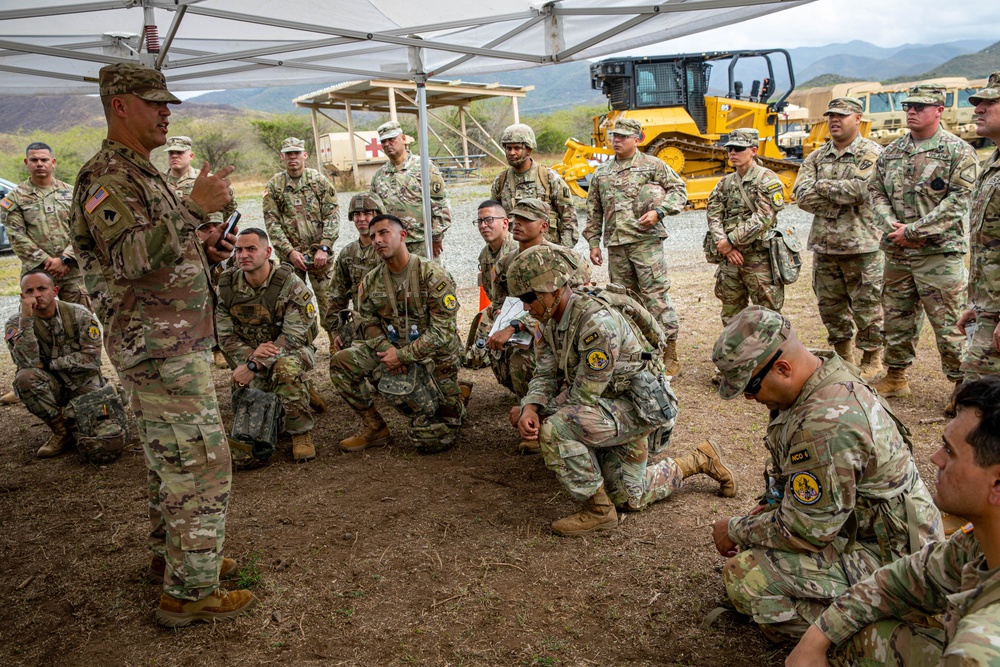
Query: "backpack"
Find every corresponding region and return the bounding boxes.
[218,263,319,344]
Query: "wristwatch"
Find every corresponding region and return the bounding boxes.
[246,360,260,373]
[509,320,522,333]
[319,245,332,254]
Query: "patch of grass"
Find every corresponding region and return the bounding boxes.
[532,656,556,666]
[234,552,265,589]
[0,256,21,297]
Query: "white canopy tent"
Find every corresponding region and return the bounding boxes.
[0,0,814,256]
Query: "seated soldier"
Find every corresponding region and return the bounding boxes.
[787,376,1000,667]
[4,270,106,457]
[509,245,735,537]
[330,214,468,453]
[325,192,385,351]
[709,306,943,643]
[216,228,319,463]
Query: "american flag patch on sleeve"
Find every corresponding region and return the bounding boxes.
[84,187,109,213]
[0,197,11,209]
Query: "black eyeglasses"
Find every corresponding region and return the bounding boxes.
[902,103,932,112]
[744,349,782,395]
[727,146,750,153]
[518,291,538,305]
[476,216,504,226]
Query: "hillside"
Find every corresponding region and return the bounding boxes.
[920,39,1000,78]
[796,42,980,83]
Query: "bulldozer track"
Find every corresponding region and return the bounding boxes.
[644,136,802,175]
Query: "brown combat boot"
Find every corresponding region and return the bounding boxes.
[833,340,855,365]
[663,339,681,378]
[517,439,540,454]
[551,484,619,537]
[146,555,238,584]
[458,380,474,408]
[674,440,737,498]
[858,348,885,382]
[874,367,911,398]
[213,349,229,368]
[1,390,19,405]
[944,379,963,418]
[339,407,392,452]
[292,432,316,462]
[37,414,73,458]
[308,385,326,413]
[156,588,257,628]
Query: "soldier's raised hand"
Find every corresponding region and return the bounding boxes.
[189,162,235,214]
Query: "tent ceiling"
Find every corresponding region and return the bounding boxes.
[0,0,814,96]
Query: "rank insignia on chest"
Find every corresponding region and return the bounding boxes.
[586,349,609,371]
[442,293,458,311]
[790,471,822,505]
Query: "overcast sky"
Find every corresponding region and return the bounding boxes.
[647,0,1000,53]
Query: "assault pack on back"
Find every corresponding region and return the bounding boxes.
[217,263,319,350]
[230,386,283,465]
[577,283,666,358]
[70,385,129,465]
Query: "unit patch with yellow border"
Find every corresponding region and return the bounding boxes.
[790,471,822,505]
[87,320,101,341]
[586,349,609,371]
[442,294,458,311]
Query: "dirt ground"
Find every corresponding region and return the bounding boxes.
[0,249,959,667]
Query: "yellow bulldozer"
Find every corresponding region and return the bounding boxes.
[553,50,802,208]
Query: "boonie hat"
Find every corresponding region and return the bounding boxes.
[724,128,759,149]
[608,118,642,137]
[824,97,863,116]
[165,136,192,152]
[281,137,306,153]
[98,63,181,103]
[903,84,945,106]
[509,197,551,222]
[969,72,1000,105]
[712,306,791,400]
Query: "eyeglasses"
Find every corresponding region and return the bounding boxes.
[727,146,750,153]
[744,349,782,395]
[518,291,538,305]
[475,216,504,226]
[902,103,934,112]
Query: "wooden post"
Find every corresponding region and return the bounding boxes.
[388,87,398,121]
[512,97,519,124]
[344,99,361,189]
[459,107,470,169]
[309,107,323,173]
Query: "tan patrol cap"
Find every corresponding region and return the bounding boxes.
[281,137,306,153]
[970,72,1000,105]
[903,84,945,106]
[724,128,759,149]
[509,197,551,222]
[377,120,404,141]
[98,62,181,103]
[165,136,192,152]
[824,97,863,116]
[608,118,642,137]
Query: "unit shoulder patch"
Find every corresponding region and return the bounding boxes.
[87,320,101,341]
[442,293,458,311]
[586,349,609,371]
[790,471,822,505]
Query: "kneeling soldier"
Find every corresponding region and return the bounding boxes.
[4,270,107,458]
[509,245,735,536]
[217,228,319,463]
[331,214,467,453]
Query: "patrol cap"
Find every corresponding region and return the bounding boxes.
[98,63,181,103]
[969,72,1000,105]
[711,305,792,400]
[608,118,642,137]
[281,137,306,153]
[724,128,760,148]
[903,84,945,106]
[509,197,551,222]
[377,120,404,141]
[348,192,385,215]
[506,244,571,297]
[824,97,863,116]
[165,136,193,152]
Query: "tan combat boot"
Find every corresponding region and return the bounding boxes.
[1,390,19,405]
[339,407,392,452]
[292,432,316,462]
[308,385,326,413]
[156,588,257,628]
[874,367,911,398]
[833,340,855,365]
[213,349,229,368]
[551,484,619,537]
[858,348,885,382]
[944,379,964,418]
[37,414,73,458]
[517,439,540,454]
[674,440,737,498]
[663,339,681,378]
[147,555,238,584]
[459,380,474,408]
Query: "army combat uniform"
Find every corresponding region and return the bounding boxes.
[330,252,465,450]
[816,525,1000,666]
[324,235,380,336]
[712,309,942,643]
[793,101,885,362]
[370,152,451,258]
[263,167,340,325]
[585,121,687,342]
[706,162,786,325]
[492,162,579,248]
[217,260,318,436]
[1,178,90,308]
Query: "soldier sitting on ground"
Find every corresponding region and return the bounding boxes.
[216,228,320,464]
[330,214,469,454]
[509,245,735,537]
[710,306,943,644]
[4,270,107,458]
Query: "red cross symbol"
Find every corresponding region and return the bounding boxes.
[365,138,382,158]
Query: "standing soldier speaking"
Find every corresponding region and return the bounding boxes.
[584,118,687,376]
[263,137,340,343]
[793,98,885,379]
[491,123,579,248]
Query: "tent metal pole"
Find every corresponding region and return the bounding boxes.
[416,73,434,261]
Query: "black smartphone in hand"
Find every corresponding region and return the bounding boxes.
[217,211,240,249]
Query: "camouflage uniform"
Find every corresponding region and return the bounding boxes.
[793,102,885,351]
[72,64,231,603]
[491,163,579,248]
[817,525,1000,666]
[216,260,318,435]
[707,144,786,325]
[4,300,106,422]
[962,140,1000,380]
[370,152,451,257]
[263,166,340,325]
[711,307,942,643]
[1,178,90,307]
[585,119,687,340]
[870,99,979,379]
[329,253,465,447]
[165,164,236,228]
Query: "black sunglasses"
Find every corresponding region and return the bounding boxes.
[902,103,932,112]
[519,291,538,305]
[744,349,782,395]
[727,146,749,153]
